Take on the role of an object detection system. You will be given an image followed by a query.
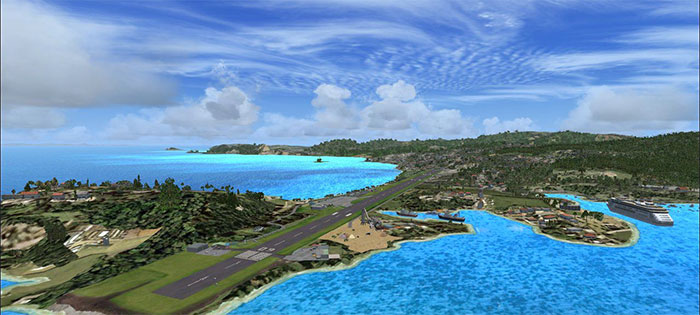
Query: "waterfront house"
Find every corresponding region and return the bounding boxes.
[51,192,66,200]
[583,233,597,239]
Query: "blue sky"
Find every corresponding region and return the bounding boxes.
[1,0,698,145]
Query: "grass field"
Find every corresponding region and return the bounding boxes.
[490,195,549,210]
[230,205,342,250]
[1,254,105,307]
[73,250,273,314]
[76,236,153,258]
[69,172,429,313]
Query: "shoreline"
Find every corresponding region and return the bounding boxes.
[207,229,475,314]
[0,305,57,315]
[1,271,50,295]
[486,210,640,248]
[543,192,700,205]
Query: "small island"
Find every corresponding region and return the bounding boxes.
[315,158,324,163]
[165,147,182,151]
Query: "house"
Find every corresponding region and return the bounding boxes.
[583,233,597,239]
[310,202,327,210]
[76,191,90,199]
[677,186,689,192]
[187,243,209,252]
[565,227,583,233]
[1,194,20,200]
[19,191,40,199]
[52,192,66,200]
[559,213,579,224]
[561,202,581,211]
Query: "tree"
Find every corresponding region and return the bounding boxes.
[158,178,181,210]
[133,175,143,189]
[11,189,16,195]
[24,182,32,191]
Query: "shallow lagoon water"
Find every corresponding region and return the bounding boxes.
[1,279,20,290]
[229,195,699,314]
[0,146,400,199]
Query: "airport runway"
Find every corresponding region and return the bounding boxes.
[154,170,436,299]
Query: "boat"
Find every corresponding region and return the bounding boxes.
[607,198,673,226]
[438,212,465,222]
[395,209,418,218]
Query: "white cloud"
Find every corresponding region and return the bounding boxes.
[536,49,697,72]
[483,117,535,134]
[256,80,476,141]
[1,106,66,129]
[311,84,358,129]
[104,86,259,140]
[617,26,699,47]
[0,0,175,108]
[562,85,699,133]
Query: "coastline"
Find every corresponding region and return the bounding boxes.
[486,211,639,248]
[207,228,475,315]
[1,271,50,295]
[0,305,57,315]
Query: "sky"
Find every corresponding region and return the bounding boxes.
[1,0,698,146]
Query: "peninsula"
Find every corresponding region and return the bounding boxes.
[1,131,698,314]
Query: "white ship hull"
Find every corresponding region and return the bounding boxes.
[607,201,674,226]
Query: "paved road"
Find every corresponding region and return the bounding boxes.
[154,170,437,299]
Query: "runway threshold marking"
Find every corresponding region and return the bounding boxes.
[332,212,338,215]
[345,213,352,217]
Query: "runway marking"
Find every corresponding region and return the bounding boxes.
[187,276,210,287]
[293,232,303,237]
[224,261,241,269]
[345,213,352,217]
[332,212,338,215]
[273,240,285,246]
[310,224,317,229]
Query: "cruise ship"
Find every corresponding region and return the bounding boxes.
[607,198,673,226]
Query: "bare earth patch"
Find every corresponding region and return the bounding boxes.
[320,218,400,253]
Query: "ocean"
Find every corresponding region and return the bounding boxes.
[0,146,400,200]
[226,195,699,314]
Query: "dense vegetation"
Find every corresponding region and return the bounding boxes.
[1,216,77,269]
[304,131,629,157]
[499,132,700,187]
[1,178,278,307]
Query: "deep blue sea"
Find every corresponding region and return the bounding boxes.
[228,195,699,315]
[0,146,400,200]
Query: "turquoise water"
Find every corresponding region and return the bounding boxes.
[1,279,21,289]
[229,195,699,314]
[0,146,400,199]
